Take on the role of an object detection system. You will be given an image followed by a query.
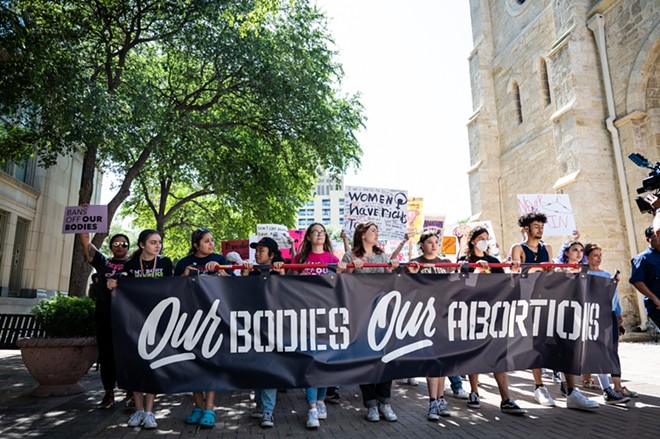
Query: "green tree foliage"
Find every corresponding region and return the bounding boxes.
[0,0,364,293]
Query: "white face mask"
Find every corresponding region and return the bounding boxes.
[476,240,490,252]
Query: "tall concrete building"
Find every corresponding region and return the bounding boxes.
[297,174,345,230]
[0,154,102,312]
[467,0,659,324]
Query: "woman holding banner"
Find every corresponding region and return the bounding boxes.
[291,223,346,429]
[175,228,229,428]
[407,230,456,419]
[584,243,634,404]
[108,229,173,430]
[458,227,526,415]
[342,222,400,423]
[174,227,232,277]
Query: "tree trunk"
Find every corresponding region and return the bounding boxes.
[67,145,98,296]
[67,137,160,295]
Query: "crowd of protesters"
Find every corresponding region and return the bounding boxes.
[79,203,660,430]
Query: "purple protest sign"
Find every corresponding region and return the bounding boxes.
[62,205,108,234]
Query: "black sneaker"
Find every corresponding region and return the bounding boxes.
[560,381,568,397]
[500,399,526,415]
[603,387,631,405]
[467,392,480,409]
[325,391,341,404]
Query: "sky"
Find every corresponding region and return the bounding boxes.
[315,0,475,224]
[102,1,475,224]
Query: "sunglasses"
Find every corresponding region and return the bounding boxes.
[112,242,129,248]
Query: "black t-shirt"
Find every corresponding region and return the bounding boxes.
[91,251,128,313]
[458,254,504,273]
[174,253,232,276]
[410,256,451,274]
[122,255,173,278]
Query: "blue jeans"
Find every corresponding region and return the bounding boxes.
[448,376,464,393]
[255,389,277,413]
[306,387,327,405]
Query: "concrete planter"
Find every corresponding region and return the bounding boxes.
[16,337,97,397]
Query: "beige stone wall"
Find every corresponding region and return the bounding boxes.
[467,0,660,325]
[0,153,103,299]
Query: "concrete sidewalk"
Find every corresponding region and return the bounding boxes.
[1,341,659,438]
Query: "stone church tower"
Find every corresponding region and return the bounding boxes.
[467,0,659,325]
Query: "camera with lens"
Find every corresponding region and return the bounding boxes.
[628,153,660,214]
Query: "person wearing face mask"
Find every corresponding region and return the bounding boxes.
[457,227,526,415]
[80,230,131,410]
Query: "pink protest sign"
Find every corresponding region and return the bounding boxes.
[62,205,108,234]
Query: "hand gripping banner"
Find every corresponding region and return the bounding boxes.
[112,271,620,393]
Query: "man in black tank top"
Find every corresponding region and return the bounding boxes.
[510,213,598,411]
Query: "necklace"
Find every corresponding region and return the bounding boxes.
[140,257,157,278]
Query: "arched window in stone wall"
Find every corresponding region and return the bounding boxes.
[509,80,523,124]
[540,58,551,106]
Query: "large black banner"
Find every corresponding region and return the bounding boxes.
[113,271,620,393]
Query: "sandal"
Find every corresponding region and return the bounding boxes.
[199,410,216,428]
[582,378,599,389]
[185,407,204,424]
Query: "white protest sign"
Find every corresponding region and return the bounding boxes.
[344,186,408,240]
[256,224,290,248]
[517,194,577,236]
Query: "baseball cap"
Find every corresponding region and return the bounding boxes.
[250,237,279,253]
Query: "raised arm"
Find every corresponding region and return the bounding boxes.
[79,232,98,263]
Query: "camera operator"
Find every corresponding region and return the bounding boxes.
[629,195,660,327]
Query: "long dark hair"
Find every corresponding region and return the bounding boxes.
[466,226,489,262]
[297,223,334,263]
[188,228,211,256]
[131,229,160,260]
[352,222,383,258]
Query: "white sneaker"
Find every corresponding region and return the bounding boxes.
[407,377,419,386]
[142,411,158,429]
[306,409,320,429]
[366,406,380,422]
[567,389,599,410]
[534,386,556,407]
[453,388,469,399]
[316,401,327,420]
[378,403,397,422]
[127,410,145,427]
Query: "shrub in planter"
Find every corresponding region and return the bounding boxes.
[17,294,99,397]
[33,294,96,337]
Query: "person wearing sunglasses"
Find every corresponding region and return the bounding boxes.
[80,229,131,410]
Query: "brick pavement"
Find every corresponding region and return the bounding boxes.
[0,340,659,438]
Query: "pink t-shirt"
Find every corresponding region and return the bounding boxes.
[292,251,339,275]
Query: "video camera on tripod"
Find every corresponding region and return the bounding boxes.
[628,153,660,213]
